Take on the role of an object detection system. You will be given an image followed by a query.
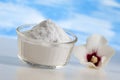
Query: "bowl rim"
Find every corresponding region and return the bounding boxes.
[16,24,77,45]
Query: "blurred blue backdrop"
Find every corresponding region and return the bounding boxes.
[0,0,120,50]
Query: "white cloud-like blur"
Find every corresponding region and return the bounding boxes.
[100,0,120,8]
[0,0,120,50]
[0,2,45,28]
[57,13,114,40]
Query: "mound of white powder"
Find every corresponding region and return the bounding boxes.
[23,19,71,43]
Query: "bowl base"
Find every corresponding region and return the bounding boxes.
[18,55,66,69]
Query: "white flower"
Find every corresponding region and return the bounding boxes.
[73,34,115,69]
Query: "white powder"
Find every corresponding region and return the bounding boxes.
[17,19,76,67]
[24,19,71,43]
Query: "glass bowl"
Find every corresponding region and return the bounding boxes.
[16,24,77,69]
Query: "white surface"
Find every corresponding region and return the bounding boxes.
[0,37,120,80]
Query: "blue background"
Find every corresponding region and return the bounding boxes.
[0,0,120,51]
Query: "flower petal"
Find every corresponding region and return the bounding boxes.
[97,45,115,67]
[100,56,107,68]
[86,34,107,50]
[73,45,98,69]
[85,62,97,68]
[73,45,87,63]
[98,45,115,58]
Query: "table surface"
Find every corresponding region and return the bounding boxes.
[0,37,120,80]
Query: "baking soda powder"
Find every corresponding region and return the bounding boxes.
[17,20,75,67]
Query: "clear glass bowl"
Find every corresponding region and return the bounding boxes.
[16,24,77,69]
